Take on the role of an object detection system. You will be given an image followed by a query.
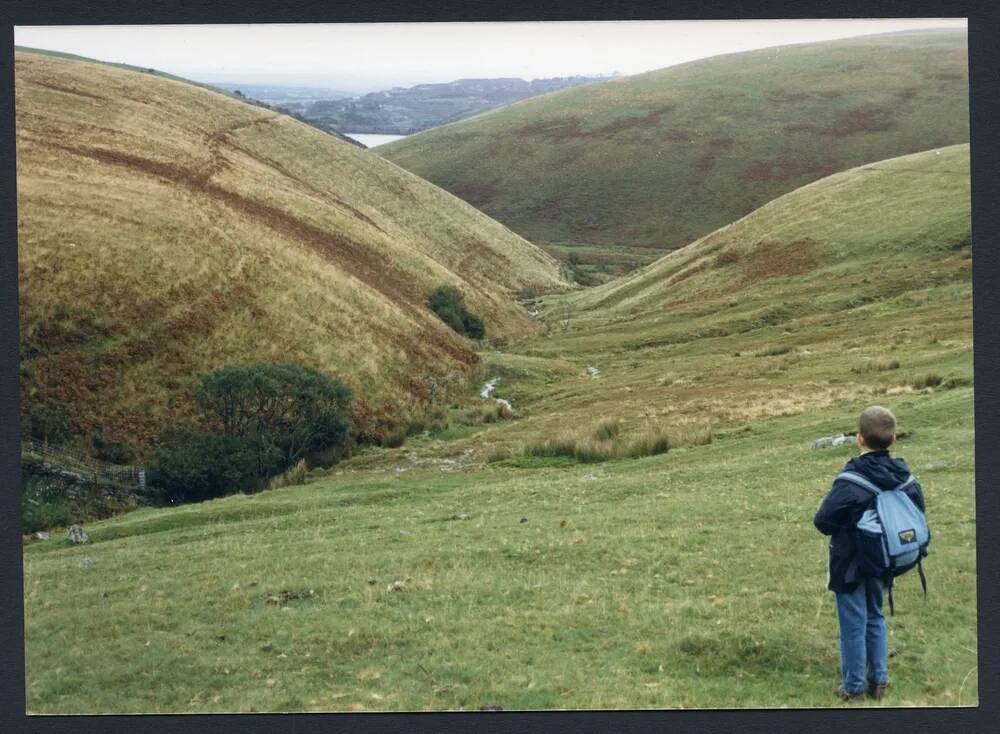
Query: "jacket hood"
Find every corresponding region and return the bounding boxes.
[844,450,911,489]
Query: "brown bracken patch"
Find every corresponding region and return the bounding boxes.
[591,105,676,138]
[448,181,500,207]
[518,118,585,141]
[740,238,819,283]
[784,106,898,137]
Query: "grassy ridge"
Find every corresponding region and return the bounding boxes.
[381,31,968,278]
[15,51,570,448]
[22,144,975,711]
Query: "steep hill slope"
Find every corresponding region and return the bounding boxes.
[381,31,968,278]
[15,51,570,448]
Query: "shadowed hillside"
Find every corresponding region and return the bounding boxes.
[15,51,570,448]
[381,31,968,280]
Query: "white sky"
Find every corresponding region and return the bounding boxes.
[14,19,967,93]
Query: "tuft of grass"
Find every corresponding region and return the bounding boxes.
[911,373,944,389]
[666,425,714,448]
[590,417,621,441]
[482,445,515,463]
[523,421,670,463]
[754,344,794,357]
[459,401,513,426]
[266,459,309,491]
[852,357,901,373]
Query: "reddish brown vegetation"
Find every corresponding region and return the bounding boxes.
[517,106,677,143]
[784,106,899,137]
[740,238,819,283]
[448,181,500,207]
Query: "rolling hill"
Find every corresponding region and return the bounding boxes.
[380,30,969,279]
[15,50,570,449]
[21,146,975,713]
[431,144,972,460]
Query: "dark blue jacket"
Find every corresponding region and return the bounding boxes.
[813,450,925,593]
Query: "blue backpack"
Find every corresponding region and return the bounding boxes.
[838,471,930,615]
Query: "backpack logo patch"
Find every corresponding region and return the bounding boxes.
[898,529,916,544]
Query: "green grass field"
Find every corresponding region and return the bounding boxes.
[22,143,975,712]
[22,391,976,712]
[381,30,968,279]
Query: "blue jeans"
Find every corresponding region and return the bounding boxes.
[835,577,888,694]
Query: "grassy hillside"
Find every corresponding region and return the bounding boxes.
[381,31,968,279]
[15,51,570,448]
[22,392,975,712]
[465,145,971,452]
[22,145,975,712]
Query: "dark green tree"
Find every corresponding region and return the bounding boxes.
[195,363,352,475]
[427,286,486,340]
[148,427,257,503]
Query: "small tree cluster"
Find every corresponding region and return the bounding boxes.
[427,286,485,340]
[149,363,352,503]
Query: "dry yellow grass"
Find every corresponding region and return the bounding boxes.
[15,51,571,447]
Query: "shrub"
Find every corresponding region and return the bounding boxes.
[381,426,408,448]
[147,427,258,503]
[349,399,398,445]
[427,286,486,340]
[196,363,352,474]
[91,429,135,464]
[22,497,73,534]
[25,404,71,446]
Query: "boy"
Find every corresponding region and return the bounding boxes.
[813,405,925,702]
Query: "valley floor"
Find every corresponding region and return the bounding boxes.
[22,364,976,711]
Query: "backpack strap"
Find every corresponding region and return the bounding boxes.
[837,471,883,495]
[837,471,915,495]
[918,558,928,603]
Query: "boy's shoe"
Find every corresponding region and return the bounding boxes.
[867,681,888,700]
[835,685,866,702]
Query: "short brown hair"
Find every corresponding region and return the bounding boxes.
[859,405,896,450]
